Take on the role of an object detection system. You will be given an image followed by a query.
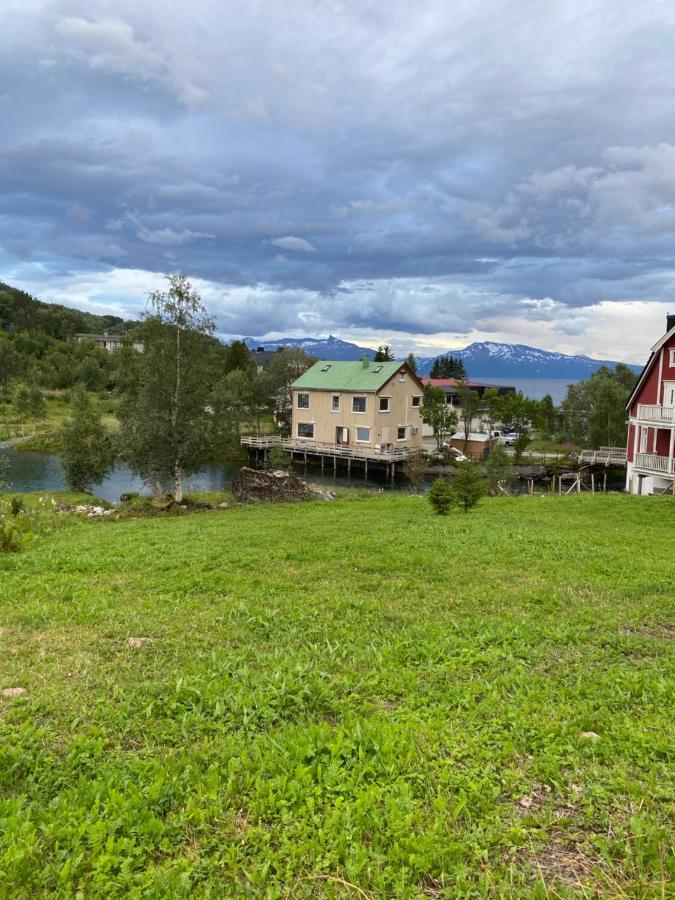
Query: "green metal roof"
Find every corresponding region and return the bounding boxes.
[291,359,403,392]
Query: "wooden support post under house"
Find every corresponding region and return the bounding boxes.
[591,472,595,493]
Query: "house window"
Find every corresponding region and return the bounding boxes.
[398,373,405,381]
[411,395,421,408]
[356,426,371,443]
[372,365,383,373]
[331,394,340,411]
[397,426,407,440]
[320,364,332,372]
[297,393,310,409]
[297,422,314,439]
[379,396,390,412]
[670,349,675,366]
[352,396,366,413]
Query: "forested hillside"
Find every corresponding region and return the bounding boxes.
[0,281,140,391]
[0,281,133,338]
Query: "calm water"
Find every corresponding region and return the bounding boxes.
[0,447,400,502]
[471,376,576,404]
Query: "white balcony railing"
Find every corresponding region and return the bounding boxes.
[637,404,675,424]
[635,452,675,474]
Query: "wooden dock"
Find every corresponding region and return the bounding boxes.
[240,435,418,479]
[577,446,627,467]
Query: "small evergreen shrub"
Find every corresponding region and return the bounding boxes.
[428,477,454,515]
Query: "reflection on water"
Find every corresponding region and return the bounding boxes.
[0,446,401,503]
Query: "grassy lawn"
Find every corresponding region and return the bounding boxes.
[0,494,673,897]
[0,392,119,453]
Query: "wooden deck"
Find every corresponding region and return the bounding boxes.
[577,446,627,467]
[240,435,419,477]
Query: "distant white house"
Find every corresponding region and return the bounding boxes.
[74,332,144,353]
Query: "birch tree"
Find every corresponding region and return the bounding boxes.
[119,274,215,502]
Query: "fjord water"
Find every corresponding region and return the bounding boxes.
[1,447,398,501]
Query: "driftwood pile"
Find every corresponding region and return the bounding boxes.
[232,467,333,504]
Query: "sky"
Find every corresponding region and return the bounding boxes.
[2,0,675,362]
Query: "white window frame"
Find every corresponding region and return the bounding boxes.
[296,421,315,439]
[379,396,391,413]
[356,426,371,443]
[398,373,405,382]
[670,349,675,367]
[331,394,340,412]
[397,425,407,441]
[297,392,310,409]
[352,396,367,413]
[411,395,421,408]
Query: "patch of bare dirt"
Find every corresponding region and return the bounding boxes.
[127,636,154,649]
[622,623,675,639]
[1,686,26,698]
[523,841,604,893]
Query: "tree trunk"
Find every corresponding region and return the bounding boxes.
[171,325,181,500]
[147,472,162,500]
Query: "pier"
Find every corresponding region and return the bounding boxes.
[241,435,418,480]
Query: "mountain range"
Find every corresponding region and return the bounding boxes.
[244,336,641,379]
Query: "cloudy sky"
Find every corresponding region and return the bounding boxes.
[2,0,675,361]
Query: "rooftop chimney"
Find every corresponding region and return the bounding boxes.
[667,313,675,333]
[361,354,370,368]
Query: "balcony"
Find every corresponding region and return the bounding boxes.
[636,404,675,425]
[635,452,675,475]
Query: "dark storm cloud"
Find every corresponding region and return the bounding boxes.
[2,0,675,347]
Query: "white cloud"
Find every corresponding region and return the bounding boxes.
[270,236,317,253]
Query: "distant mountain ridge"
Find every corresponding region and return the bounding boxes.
[416,341,642,378]
[244,335,641,379]
[244,335,377,360]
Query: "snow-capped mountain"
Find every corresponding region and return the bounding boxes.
[244,335,377,361]
[417,342,642,378]
[243,335,640,378]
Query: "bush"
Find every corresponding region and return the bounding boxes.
[452,461,484,512]
[10,495,25,516]
[0,511,31,553]
[267,444,291,470]
[428,477,454,515]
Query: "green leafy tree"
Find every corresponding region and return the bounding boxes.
[560,366,636,448]
[428,476,454,515]
[422,385,458,452]
[267,444,291,470]
[430,355,467,379]
[485,445,514,495]
[211,369,254,457]
[532,393,558,438]
[403,450,426,492]
[59,391,114,491]
[118,274,215,502]
[267,348,317,434]
[405,352,417,374]
[374,345,395,361]
[13,382,46,420]
[223,340,254,374]
[451,461,484,512]
[456,381,480,452]
[0,334,22,388]
[480,386,501,438]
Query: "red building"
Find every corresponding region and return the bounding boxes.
[625,314,675,494]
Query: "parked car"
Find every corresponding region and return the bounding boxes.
[500,431,520,446]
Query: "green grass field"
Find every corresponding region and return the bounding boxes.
[0,494,673,897]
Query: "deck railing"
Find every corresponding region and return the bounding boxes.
[577,447,627,466]
[635,452,675,474]
[240,435,412,462]
[637,404,675,424]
